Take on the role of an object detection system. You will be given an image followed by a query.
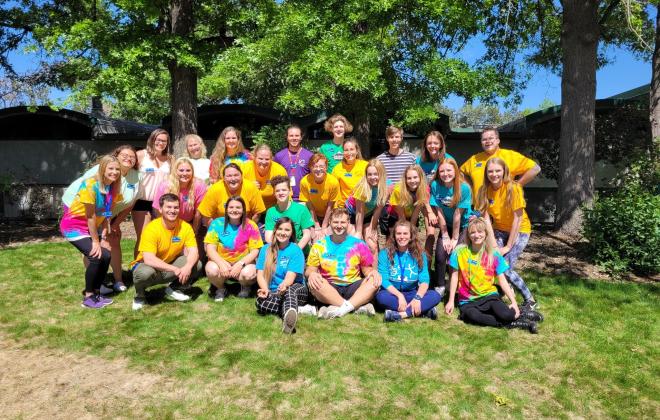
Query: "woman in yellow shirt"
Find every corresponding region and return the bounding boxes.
[475,157,537,312]
[241,144,288,209]
[331,138,368,208]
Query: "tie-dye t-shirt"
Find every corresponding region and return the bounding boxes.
[60,178,122,241]
[448,245,509,305]
[204,217,264,264]
[307,235,374,286]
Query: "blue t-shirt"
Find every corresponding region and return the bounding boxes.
[378,249,430,292]
[430,181,474,229]
[256,242,305,291]
[415,153,455,183]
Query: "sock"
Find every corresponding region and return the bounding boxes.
[329,300,354,318]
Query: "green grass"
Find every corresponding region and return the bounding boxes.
[1,240,658,418]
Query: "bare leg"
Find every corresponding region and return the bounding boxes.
[309,278,345,307]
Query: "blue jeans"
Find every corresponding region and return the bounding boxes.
[493,230,533,301]
[376,288,441,317]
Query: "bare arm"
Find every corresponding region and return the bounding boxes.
[445,271,459,315]
[297,228,312,249]
[517,164,541,187]
[355,200,365,239]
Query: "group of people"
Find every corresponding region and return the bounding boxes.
[60,113,545,334]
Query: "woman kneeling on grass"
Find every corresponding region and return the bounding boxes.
[444,217,542,333]
[377,220,442,322]
[60,155,122,309]
[256,217,311,334]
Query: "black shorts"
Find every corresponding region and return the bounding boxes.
[349,212,373,226]
[133,199,153,212]
[331,279,363,300]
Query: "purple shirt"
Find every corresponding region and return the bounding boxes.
[273,147,314,201]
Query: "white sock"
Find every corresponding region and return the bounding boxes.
[337,300,354,316]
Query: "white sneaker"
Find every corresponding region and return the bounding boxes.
[282,308,298,334]
[99,284,114,295]
[165,286,190,302]
[326,305,346,319]
[355,303,376,317]
[237,285,251,298]
[132,299,145,311]
[214,288,227,302]
[297,304,317,316]
[317,306,338,319]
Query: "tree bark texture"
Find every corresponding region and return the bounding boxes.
[349,94,372,157]
[169,0,198,145]
[555,0,599,235]
[650,5,660,142]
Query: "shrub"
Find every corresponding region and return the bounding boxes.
[250,124,288,153]
[583,186,660,276]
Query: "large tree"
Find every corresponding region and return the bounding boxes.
[202,0,520,150]
[482,0,653,235]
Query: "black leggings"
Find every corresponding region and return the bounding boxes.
[458,295,516,327]
[70,238,111,293]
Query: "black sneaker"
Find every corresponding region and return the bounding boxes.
[506,319,538,334]
[520,299,538,313]
[208,284,218,299]
[422,307,438,320]
[519,310,544,323]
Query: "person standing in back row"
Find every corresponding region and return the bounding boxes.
[460,127,540,201]
[319,114,353,173]
[376,126,416,186]
[274,124,313,202]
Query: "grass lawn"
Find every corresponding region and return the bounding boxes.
[0,240,658,418]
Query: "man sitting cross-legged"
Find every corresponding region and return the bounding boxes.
[306,207,381,319]
[130,193,202,310]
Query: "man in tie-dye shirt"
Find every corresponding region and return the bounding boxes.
[306,208,381,319]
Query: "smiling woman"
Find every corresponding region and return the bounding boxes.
[59,155,122,309]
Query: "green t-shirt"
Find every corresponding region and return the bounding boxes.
[265,201,315,242]
[319,142,344,173]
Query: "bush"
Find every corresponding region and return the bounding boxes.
[583,186,660,276]
[250,124,288,153]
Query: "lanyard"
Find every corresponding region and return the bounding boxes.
[103,185,113,217]
[395,251,406,290]
[288,149,300,173]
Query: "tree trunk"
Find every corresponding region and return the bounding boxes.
[650,5,660,142]
[555,0,599,235]
[350,94,372,157]
[169,0,197,145]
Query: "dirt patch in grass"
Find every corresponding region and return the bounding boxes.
[0,336,174,419]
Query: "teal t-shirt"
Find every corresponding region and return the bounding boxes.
[256,242,305,291]
[430,181,474,229]
[319,142,344,173]
[415,152,455,183]
[378,249,429,292]
[264,201,315,242]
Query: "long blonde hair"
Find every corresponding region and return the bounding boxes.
[475,157,517,214]
[397,165,429,209]
[352,159,389,207]
[95,155,121,196]
[461,216,495,266]
[165,157,196,212]
[434,158,464,208]
[263,217,296,283]
[210,126,245,178]
[175,133,207,159]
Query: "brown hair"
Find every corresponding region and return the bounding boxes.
[323,113,353,134]
[421,131,447,163]
[145,128,171,160]
[263,217,296,283]
[307,152,328,171]
[397,165,430,210]
[342,138,363,161]
[385,220,424,270]
[210,126,245,179]
[385,126,403,139]
[111,144,138,170]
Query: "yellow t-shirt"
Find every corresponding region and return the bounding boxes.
[131,218,197,268]
[241,160,288,208]
[197,180,266,219]
[486,183,531,234]
[388,184,415,218]
[331,160,368,208]
[460,148,537,199]
[299,173,340,217]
